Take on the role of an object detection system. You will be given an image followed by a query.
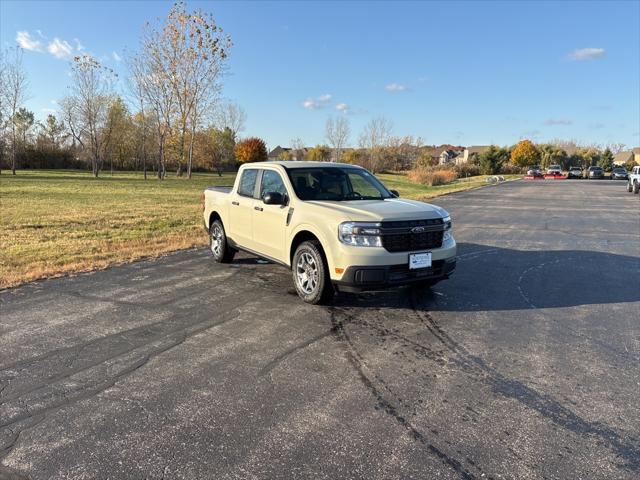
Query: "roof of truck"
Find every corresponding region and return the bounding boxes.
[264,161,363,169]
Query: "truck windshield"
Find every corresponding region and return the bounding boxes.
[285,167,393,201]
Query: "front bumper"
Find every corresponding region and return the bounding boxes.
[333,257,457,292]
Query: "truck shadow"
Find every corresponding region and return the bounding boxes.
[332,242,640,312]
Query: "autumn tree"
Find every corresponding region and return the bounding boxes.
[577,147,601,168]
[136,2,232,179]
[510,139,540,168]
[278,150,293,161]
[208,126,236,174]
[306,144,331,161]
[234,137,267,163]
[325,116,350,162]
[342,149,362,165]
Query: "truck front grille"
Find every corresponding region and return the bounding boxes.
[381,230,444,253]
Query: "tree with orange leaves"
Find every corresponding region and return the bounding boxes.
[234,137,267,164]
[511,139,540,167]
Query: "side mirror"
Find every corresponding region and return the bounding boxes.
[263,192,286,205]
[390,189,400,198]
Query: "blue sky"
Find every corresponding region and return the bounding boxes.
[2,0,639,149]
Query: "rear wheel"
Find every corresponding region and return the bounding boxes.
[292,240,334,304]
[209,219,235,263]
[634,181,640,194]
[628,181,633,192]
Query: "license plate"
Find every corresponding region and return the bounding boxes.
[409,252,432,270]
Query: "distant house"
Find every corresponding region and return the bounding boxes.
[439,149,464,165]
[613,150,634,165]
[462,146,491,164]
[267,146,291,161]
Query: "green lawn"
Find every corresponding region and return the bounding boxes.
[0,169,520,288]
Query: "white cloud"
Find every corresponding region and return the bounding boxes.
[16,31,43,51]
[544,119,572,126]
[302,93,332,110]
[74,38,85,51]
[47,38,73,58]
[335,103,349,113]
[385,83,410,92]
[568,47,605,61]
[41,107,56,114]
[112,51,122,62]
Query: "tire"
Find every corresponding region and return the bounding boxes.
[209,219,235,263]
[634,181,640,195]
[628,181,633,193]
[292,240,334,305]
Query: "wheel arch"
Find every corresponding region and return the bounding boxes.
[208,211,222,230]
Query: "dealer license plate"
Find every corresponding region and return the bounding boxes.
[409,252,432,270]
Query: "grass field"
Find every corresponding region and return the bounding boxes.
[0,169,520,288]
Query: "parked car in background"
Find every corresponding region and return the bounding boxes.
[567,166,583,179]
[546,164,563,175]
[587,166,605,180]
[527,165,542,176]
[610,167,629,180]
[627,166,640,194]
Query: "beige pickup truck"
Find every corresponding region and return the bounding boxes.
[202,161,457,304]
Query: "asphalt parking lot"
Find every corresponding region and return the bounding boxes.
[1,179,639,480]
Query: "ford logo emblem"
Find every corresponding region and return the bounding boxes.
[411,226,426,233]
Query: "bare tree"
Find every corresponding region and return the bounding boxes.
[358,116,393,172]
[325,116,350,162]
[3,47,30,175]
[0,52,7,174]
[68,54,115,177]
[290,137,305,161]
[215,100,246,140]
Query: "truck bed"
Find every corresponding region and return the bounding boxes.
[206,186,233,193]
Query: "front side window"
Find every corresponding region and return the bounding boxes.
[238,169,259,197]
[260,170,288,198]
[286,167,392,201]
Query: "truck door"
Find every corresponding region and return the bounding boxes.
[228,168,259,249]
[252,169,290,263]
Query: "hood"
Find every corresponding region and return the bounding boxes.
[305,198,447,222]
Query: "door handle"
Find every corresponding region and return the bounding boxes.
[231,201,239,206]
[254,206,264,211]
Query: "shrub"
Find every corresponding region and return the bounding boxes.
[499,163,524,174]
[454,163,480,177]
[407,168,457,186]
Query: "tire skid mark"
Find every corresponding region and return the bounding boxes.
[329,306,483,480]
[259,329,334,377]
[409,289,640,473]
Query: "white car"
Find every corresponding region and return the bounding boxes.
[546,164,562,175]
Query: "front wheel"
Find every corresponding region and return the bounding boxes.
[209,220,235,263]
[628,181,633,192]
[292,240,334,304]
[634,181,640,194]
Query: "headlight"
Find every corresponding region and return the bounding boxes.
[338,222,383,247]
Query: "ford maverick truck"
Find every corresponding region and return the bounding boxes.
[202,161,457,304]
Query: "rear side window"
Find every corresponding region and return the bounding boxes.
[238,169,259,197]
[260,170,287,198]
